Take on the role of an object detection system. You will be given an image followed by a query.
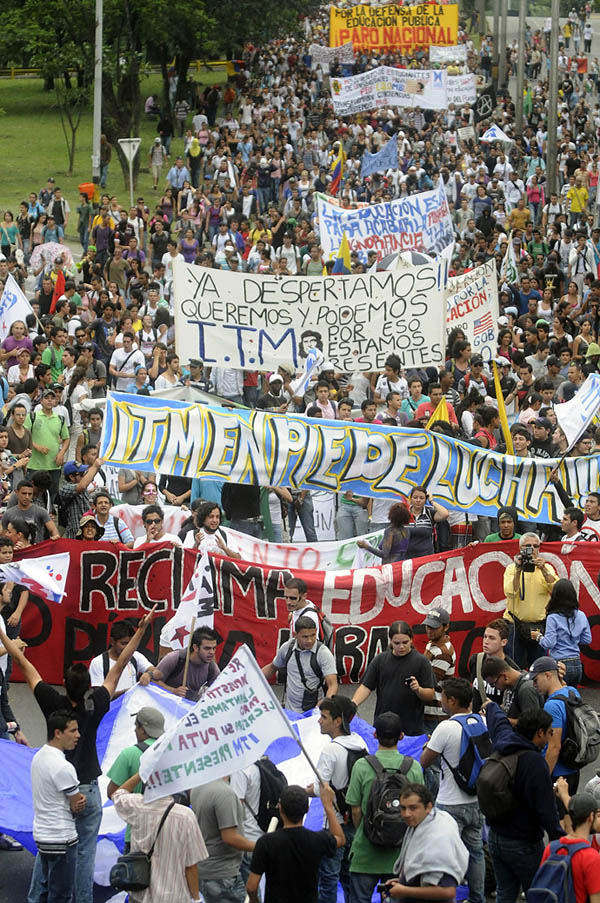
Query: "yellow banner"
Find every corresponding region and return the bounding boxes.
[329,3,459,51]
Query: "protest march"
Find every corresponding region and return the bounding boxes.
[4,2,600,903]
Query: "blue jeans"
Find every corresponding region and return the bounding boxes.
[240,851,259,900]
[257,187,271,213]
[288,495,318,542]
[100,162,109,188]
[436,803,485,903]
[78,224,89,251]
[198,873,246,903]
[488,830,544,903]
[336,504,369,540]
[319,822,355,903]
[28,843,78,903]
[349,870,393,903]
[229,519,261,538]
[560,657,582,687]
[74,782,102,903]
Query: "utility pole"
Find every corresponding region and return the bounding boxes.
[498,0,508,89]
[546,0,560,195]
[91,0,103,183]
[492,0,500,85]
[515,0,527,136]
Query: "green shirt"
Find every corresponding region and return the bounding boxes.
[345,749,424,874]
[41,343,65,381]
[107,738,157,840]
[484,531,522,542]
[25,410,69,471]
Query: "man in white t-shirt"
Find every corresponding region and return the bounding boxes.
[88,621,153,696]
[29,710,86,902]
[108,333,145,391]
[132,505,183,548]
[420,677,486,903]
[581,493,600,541]
[283,576,319,632]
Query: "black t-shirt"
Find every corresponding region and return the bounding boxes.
[249,826,337,903]
[34,682,110,782]
[467,652,518,712]
[361,649,435,734]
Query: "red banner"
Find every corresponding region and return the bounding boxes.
[14,540,600,685]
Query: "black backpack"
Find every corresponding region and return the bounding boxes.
[363,755,415,847]
[331,742,368,818]
[244,758,288,832]
[283,641,325,712]
[297,604,335,651]
[476,749,528,820]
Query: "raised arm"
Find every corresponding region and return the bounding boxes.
[103,605,157,698]
[0,626,43,691]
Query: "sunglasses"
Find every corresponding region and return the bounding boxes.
[144,517,161,525]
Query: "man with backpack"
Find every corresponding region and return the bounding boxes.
[480,656,543,725]
[88,621,154,696]
[90,490,134,546]
[246,783,345,903]
[420,678,490,903]
[283,577,334,648]
[262,616,338,713]
[479,701,563,903]
[231,756,287,891]
[307,696,368,903]
[344,711,424,903]
[529,656,596,796]
[151,626,220,702]
[530,792,600,903]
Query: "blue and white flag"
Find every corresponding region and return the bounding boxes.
[480,124,513,146]
[554,372,600,450]
[0,274,34,343]
[360,134,398,179]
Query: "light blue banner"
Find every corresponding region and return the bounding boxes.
[360,134,398,178]
[99,393,599,523]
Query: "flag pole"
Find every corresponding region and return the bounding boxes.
[181,616,196,689]
[245,649,325,785]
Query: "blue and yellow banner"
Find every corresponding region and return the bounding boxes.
[100,394,599,524]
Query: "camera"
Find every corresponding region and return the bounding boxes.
[405,678,413,687]
[520,546,536,572]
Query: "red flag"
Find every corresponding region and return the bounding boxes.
[50,269,65,315]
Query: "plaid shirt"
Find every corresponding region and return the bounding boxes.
[58,482,91,539]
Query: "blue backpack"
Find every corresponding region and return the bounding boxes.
[441,713,491,795]
[527,840,589,903]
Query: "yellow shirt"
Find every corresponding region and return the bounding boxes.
[508,208,531,231]
[503,562,558,623]
[567,185,589,213]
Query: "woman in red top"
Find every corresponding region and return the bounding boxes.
[474,406,500,449]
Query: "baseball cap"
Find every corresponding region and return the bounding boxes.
[189,358,203,368]
[269,373,283,385]
[528,656,559,678]
[568,792,598,822]
[495,356,510,366]
[374,711,403,740]
[422,608,450,628]
[586,342,600,358]
[134,706,165,739]
[64,461,87,477]
[533,417,552,431]
[497,315,509,326]
[42,388,57,398]
[471,355,484,366]
[504,306,518,317]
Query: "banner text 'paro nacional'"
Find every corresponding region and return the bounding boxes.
[329,3,459,52]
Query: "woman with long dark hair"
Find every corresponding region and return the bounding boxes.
[357,503,411,563]
[531,579,591,686]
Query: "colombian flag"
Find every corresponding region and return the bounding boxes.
[329,143,345,196]
[332,232,351,274]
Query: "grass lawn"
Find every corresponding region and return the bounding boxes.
[0,69,227,217]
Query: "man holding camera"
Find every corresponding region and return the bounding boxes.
[502,533,558,668]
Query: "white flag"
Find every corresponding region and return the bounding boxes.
[139,644,294,800]
[0,552,70,604]
[480,124,513,146]
[0,274,34,343]
[554,373,600,451]
[159,551,215,650]
[500,232,519,285]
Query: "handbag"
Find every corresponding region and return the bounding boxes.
[109,801,175,891]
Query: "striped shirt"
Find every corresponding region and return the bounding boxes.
[424,636,456,721]
[112,791,208,903]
